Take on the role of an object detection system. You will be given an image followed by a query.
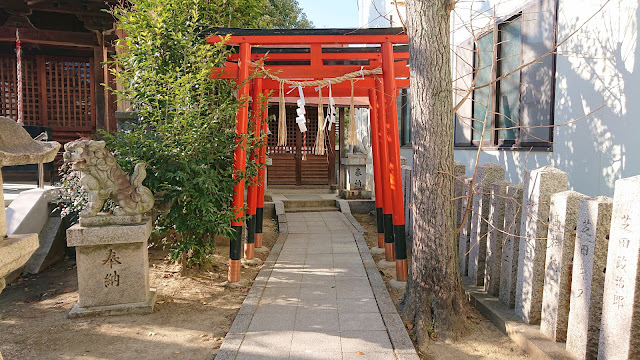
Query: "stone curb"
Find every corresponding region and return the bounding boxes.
[463,282,577,360]
[214,219,289,360]
[342,214,419,360]
[337,199,367,233]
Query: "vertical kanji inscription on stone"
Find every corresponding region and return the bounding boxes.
[598,176,640,360]
[566,196,612,360]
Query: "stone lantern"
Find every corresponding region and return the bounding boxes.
[0,117,60,360]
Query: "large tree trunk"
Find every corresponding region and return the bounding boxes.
[401,0,468,350]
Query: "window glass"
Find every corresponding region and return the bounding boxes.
[472,33,494,141]
[497,16,521,141]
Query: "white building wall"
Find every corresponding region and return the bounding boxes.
[357,0,640,197]
[452,0,640,197]
[356,0,412,188]
[358,0,406,28]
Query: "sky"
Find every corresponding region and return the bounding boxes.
[297,0,360,28]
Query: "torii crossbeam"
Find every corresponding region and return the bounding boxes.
[206,27,410,283]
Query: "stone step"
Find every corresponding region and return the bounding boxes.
[286,206,339,213]
[268,186,335,194]
[283,199,337,209]
[23,213,65,274]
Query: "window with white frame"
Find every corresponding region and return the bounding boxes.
[454,0,557,149]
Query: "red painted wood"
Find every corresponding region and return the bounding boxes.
[227,51,409,62]
[231,42,251,227]
[382,41,405,227]
[207,33,408,46]
[257,89,269,208]
[246,78,262,216]
[211,61,409,80]
[368,88,383,209]
[376,78,393,217]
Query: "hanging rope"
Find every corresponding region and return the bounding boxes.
[277,81,287,146]
[302,131,307,161]
[16,29,23,125]
[264,63,378,154]
[314,87,325,155]
[255,62,382,87]
[347,79,358,146]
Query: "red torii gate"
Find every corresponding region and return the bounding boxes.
[206,28,410,283]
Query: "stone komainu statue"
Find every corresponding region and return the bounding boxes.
[63,140,154,217]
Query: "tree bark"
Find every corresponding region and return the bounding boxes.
[401,0,468,350]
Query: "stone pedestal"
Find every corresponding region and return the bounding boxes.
[566,196,612,360]
[515,166,567,324]
[66,219,156,317]
[0,232,39,277]
[598,175,640,360]
[499,183,523,308]
[540,190,588,342]
[339,154,371,199]
[468,163,505,286]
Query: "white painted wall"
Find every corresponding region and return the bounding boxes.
[452,0,640,197]
[359,0,640,197]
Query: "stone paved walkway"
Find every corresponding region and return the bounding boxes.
[217,210,418,360]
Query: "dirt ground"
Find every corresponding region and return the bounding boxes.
[352,214,530,360]
[0,218,279,360]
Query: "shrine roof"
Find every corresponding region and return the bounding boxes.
[207,27,406,37]
[206,27,408,45]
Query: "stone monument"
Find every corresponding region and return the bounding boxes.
[539,190,588,341]
[0,116,60,360]
[458,177,472,277]
[468,163,505,286]
[499,183,523,308]
[598,175,640,360]
[566,196,612,360]
[515,166,567,324]
[340,151,370,199]
[454,161,466,228]
[64,139,156,317]
[485,181,511,296]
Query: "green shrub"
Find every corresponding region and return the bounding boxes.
[102,0,307,266]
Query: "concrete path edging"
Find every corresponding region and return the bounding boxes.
[337,200,367,234]
[463,282,576,360]
[217,203,419,360]
[340,212,419,360]
[215,231,289,360]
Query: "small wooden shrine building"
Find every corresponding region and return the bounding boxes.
[0,0,120,143]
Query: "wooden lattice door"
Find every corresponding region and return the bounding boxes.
[267,106,298,185]
[0,53,95,143]
[267,105,335,186]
